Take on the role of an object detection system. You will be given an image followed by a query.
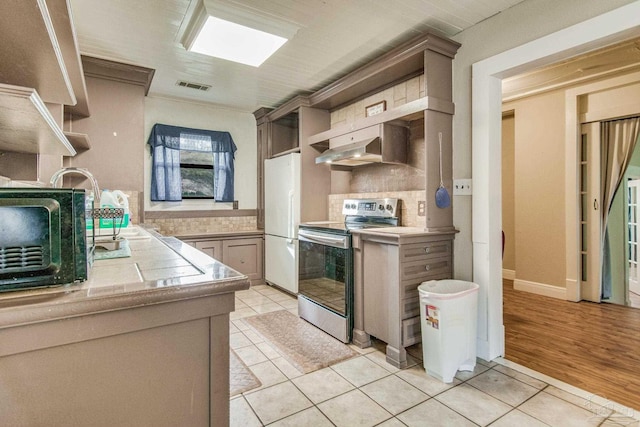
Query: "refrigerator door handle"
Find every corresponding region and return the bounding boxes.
[288,189,295,237]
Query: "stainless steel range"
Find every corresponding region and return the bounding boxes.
[298,198,399,343]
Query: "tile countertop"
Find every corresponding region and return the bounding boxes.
[0,226,250,328]
[350,226,459,236]
[174,229,264,240]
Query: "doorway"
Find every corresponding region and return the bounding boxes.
[471,2,640,362]
[501,98,640,307]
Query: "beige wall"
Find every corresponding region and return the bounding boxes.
[503,91,567,288]
[65,76,145,192]
[501,73,640,292]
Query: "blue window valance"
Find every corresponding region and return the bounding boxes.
[147,123,237,202]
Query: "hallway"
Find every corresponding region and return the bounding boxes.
[504,279,640,412]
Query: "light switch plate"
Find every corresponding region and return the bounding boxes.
[453,179,472,195]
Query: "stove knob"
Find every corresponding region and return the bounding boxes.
[351,203,356,209]
[386,204,393,212]
[378,204,384,211]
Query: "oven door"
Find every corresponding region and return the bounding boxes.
[298,229,351,317]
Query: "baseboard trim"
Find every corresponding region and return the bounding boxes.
[565,278,580,302]
[513,279,566,300]
[502,269,515,280]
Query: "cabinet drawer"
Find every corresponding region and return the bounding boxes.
[400,240,452,263]
[400,257,451,283]
[402,296,420,319]
[402,316,422,347]
[400,280,420,306]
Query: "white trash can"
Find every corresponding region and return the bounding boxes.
[418,279,479,383]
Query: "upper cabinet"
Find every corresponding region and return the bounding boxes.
[254,31,461,232]
[270,110,299,157]
[0,0,90,156]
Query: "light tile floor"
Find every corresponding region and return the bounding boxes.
[230,285,639,427]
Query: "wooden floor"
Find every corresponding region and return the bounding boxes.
[503,279,640,411]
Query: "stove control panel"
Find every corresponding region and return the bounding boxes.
[342,198,398,217]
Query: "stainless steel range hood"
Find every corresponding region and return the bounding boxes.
[315,123,407,167]
[315,137,382,166]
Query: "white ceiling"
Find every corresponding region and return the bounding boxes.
[69,0,526,112]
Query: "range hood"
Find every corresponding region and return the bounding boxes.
[315,123,407,167]
[315,137,382,166]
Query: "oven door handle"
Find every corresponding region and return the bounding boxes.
[299,231,349,249]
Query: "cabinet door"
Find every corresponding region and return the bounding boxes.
[195,240,223,261]
[223,238,264,283]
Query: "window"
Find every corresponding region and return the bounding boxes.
[180,150,214,198]
[148,124,237,202]
[179,132,214,199]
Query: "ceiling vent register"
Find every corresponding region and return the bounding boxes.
[176,80,211,91]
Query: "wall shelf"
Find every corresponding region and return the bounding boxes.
[0,84,76,156]
[63,131,91,152]
[0,0,77,106]
[51,0,90,117]
[308,96,452,146]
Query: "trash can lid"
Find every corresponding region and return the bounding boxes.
[418,280,479,299]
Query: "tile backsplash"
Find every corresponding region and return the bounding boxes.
[145,216,257,236]
[329,190,426,228]
[328,76,426,196]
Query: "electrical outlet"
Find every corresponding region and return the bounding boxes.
[453,179,472,196]
[418,201,426,216]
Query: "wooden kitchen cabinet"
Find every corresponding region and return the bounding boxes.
[222,238,263,285]
[182,234,264,285]
[351,229,455,368]
[270,109,299,157]
[0,227,248,427]
[195,240,223,260]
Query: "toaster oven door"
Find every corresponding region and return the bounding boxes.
[0,199,62,287]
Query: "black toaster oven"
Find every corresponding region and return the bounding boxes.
[0,188,94,291]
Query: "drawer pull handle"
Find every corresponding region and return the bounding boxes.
[424,247,430,254]
[425,265,430,271]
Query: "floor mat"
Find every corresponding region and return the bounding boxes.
[245,310,358,374]
[230,349,261,396]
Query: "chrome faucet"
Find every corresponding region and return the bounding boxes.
[49,167,101,202]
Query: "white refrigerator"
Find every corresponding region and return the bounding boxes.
[264,153,300,294]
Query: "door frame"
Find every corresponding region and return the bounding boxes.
[580,122,602,302]
[471,2,640,361]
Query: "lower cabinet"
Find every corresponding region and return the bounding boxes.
[352,230,454,369]
[0,293,236,426]
[194,240,223,260]
[183,235,264,285]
